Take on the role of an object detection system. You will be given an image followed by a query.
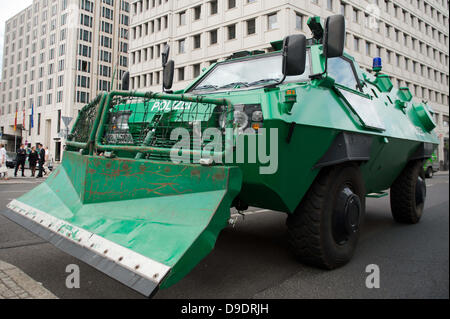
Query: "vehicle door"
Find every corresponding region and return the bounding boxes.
[328,57,385,132]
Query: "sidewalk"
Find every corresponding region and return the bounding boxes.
[1,167,58,299]
[0,260,57,299]
[0,167,50,184]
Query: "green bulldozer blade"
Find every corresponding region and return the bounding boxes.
[3,151,242,297]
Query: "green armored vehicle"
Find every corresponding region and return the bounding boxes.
[3,15,439,297]
[424,153,440,178]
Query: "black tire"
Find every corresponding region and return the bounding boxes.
[286,164,366,270]
[425,167,433,179]
[390,161,426,224]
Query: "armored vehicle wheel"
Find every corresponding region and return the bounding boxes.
[425,167,433,179]
[286,164,365,270]
[390,161,426,224]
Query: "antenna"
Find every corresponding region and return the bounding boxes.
[110,6,128,92]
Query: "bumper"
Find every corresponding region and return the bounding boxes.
[4,200,170,297]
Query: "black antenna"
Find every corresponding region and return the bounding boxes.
[161,44,170,93]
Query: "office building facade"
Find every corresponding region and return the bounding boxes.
[0,0,130,161]
[128,0,449,166]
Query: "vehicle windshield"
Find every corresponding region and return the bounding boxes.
[189,51,311,94]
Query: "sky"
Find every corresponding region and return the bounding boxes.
[0,1,33,77]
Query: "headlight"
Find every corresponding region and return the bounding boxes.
[252,111,263,122]
[112,111,132,130]
[219,104,263,134]
[219,110,248,131]
[106,110,134,145]
[234,111,249,131]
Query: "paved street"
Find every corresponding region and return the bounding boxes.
[0,171,448,299]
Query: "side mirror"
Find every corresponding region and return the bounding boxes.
[283,34,307,76]
[162,45,170,67]
[324,15,345,58]
[161,44,175,92]
[121,71,130,91]
[163,60,175,91]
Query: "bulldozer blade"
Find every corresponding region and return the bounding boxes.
[2,151,242,297]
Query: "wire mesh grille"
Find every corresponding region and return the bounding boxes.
[69,95,103,144]
[101,94,233,160]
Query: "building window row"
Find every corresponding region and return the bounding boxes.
[349,33,449,88]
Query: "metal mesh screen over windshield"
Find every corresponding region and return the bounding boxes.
[69,94,103,143]
[101,94,232,160]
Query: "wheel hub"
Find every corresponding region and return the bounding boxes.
[415,176,426,207]
[333,187,362,245]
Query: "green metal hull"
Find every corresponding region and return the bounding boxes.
[231,120,427,213]
[206,78,439,213]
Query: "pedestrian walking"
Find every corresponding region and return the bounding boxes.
[29,146,39,177]
[37,144,46,178]
[0,143,8,180]
[14,144,27,177]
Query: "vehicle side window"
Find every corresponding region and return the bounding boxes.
[328,57,360,91]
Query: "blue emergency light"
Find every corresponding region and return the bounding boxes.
[373,57,382,72]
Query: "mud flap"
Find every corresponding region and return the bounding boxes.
[2,152,242,297]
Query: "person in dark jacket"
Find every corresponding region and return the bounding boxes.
[28,146,39,177]
[14,144,27,177]
[37,143,46,178]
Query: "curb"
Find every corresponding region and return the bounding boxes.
[0,260,58,299]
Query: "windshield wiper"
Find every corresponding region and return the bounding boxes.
[248,78,281,87]
[193,84,219,91]
[219,82,250,89]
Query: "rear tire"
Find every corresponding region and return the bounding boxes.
[286,164,365,270]
[425,167,433,179]
[390,161,426,224]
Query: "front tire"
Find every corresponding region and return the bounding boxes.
[390,161,426,224]
[286,164,366,270]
